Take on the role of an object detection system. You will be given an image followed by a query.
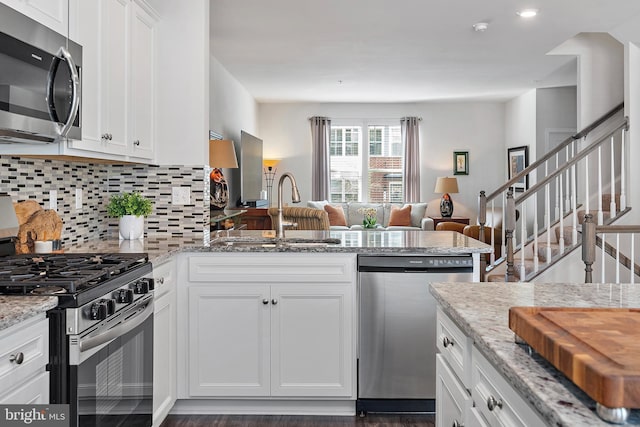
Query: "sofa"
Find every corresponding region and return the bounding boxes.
[307,201,434,231]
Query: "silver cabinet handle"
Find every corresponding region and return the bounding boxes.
[102,133,113,141]
[442,336,454,348]
[452,420,464,427]
[156,277,165,285]
[487,395,503,411]
[9,352,24,365]
[271,299,278,305]
[133,140,140,146]
[262,299,269,305]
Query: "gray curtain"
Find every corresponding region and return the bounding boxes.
[310,116,331,200]
[401,117,421,202]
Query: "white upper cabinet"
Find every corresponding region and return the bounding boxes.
[69,0,158,161]
[0,0,69,35]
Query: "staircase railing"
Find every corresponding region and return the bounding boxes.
[477,103,628,281]
[582,213,640,283]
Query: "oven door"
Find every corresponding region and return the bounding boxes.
[68,296,153,427]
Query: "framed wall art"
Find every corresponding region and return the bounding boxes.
[453,151,468,175]
[507,145,529,192]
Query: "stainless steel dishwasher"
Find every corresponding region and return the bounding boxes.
[357,254,474,414]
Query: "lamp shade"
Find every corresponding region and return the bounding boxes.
[263,158,280,169]
[434,177,459,194]
[209,139,238,169]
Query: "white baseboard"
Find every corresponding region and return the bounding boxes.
[170,399,356,416]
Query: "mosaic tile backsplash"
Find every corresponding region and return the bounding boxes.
[0,156,209,246]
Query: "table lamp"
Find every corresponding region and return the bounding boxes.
[434,177,459,217]
[263,159,280,207]
[209,139,238,210]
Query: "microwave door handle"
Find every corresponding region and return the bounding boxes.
[47,46,80,138]
[78,300,153,354]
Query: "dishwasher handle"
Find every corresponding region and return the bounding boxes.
[358,266,473,274]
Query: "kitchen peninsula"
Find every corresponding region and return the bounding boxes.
[431,281,640,426]
[61,229,491,421]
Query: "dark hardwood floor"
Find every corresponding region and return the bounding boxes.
[160,414,435,427]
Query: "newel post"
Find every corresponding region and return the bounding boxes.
[582,213,596,283]
[478,191,487,281]
[505,190,516,282]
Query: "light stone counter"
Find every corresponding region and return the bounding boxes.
[4,230,489,329]
[429,281,640,426]
[0,295,57,331]
[64,229,492,264]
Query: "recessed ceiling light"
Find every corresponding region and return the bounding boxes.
[472,22,489,32]
[517,9,538,18]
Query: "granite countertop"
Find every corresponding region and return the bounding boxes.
[429,281,640,426]
[0,295,58,332]
[64,229,492,264]
[1,230,489,329]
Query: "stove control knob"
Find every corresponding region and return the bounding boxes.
[133,279,151,294]
[90,302,108,321]
[102,298,116,315]
[117,289,134,304]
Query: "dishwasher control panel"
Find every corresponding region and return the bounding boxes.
[358,255,474,270]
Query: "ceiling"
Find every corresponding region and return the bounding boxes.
[210,0,640,103]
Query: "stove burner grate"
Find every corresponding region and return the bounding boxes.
[0,253,149,295]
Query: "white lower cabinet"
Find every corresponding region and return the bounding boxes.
[0,315,49,404]
[180,253,356,400]
[436,354,471,427]
[436,308,545,427]
[153,258,177,427]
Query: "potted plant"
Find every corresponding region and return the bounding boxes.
[107,192,153,240]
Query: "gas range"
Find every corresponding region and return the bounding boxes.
[0,252,153,307]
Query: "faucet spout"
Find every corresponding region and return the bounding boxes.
[276,172,301,238]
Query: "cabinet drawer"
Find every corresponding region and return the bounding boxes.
[0,371,49,404]
[153,258,176,299]
[0,316,48,395]
[188,253,356,284]
[437,307,472,389]
[436,354,471,427]
[471,346,545,427]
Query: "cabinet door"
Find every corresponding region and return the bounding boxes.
[1,0,68,35]
[153,289,175,426]
[436,354,471,427]
[188,285,270,397]
[130,1,155,159]
[100,0,129,154]
[270,284,353,397]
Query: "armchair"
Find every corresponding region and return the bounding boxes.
[267,207,330,231]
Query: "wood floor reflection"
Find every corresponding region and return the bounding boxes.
[160,414,435,427]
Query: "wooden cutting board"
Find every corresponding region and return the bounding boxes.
[509,307,640,409]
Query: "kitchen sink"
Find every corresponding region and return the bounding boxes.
[210,236,341,247]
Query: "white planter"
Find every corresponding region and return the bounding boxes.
[119,215,144,240]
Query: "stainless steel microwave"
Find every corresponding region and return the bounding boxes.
[0,2,81,144]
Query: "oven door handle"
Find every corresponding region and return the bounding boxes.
[78,299,153,353]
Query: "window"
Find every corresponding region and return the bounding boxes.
[330,122,403,203]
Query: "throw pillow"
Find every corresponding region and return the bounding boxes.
[307,200,329,210]
[388,205,412,226]
[409,202,428,227]
[324,204,347,226]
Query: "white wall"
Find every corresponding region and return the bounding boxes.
[210,56,258,206]
[258,102,505,220]
[549,33,624,128]
[151,0,210,165]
